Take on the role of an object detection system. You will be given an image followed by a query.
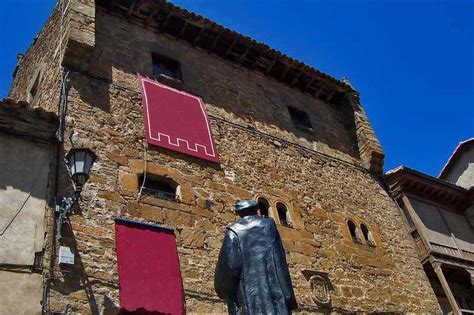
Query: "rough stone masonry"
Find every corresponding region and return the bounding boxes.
[7,0,440,313]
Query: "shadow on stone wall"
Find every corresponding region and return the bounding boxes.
[66,8,362,161]
[51,215,119,314]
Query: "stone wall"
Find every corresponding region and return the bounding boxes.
[8,1,440,313]
[8,1,63,112]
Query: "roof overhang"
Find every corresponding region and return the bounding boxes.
[0,98,58,143]
[385,166,472,210]
[96,0,354,102]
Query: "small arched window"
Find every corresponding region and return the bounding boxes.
[276,202,291,227]
[360,223,375,247]
[347,220,362,244]
[257,197,270,217]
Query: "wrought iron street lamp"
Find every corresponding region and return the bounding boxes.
[56,147,97,240]
[65,148,97,192]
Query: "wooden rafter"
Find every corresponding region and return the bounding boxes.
[193,28,204,46]
[210,33,221,50]
[325,88,336,101]
[238,47,250,64]
[279,64,290,80]
[179,21,189,36]
[127,0,139,17]
[225,38,238,56]
[264,56,278,74]
[96,1,351,98]
[303,76,316,92]
[160,11,173,30]
[313,84,324,97]
[144,8,159,26]
[290,70,303,86]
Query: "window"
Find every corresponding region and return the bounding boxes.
[276,202,291,227]
[411,230,421,241]
[138,173,180,202]
[28,72,41,102]
[360,223,375,247]
[347,220,362,244]
[287,106,313,131]
[257,197,270,217]
[152,54,182,81]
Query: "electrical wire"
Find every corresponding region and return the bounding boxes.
[0,167,43,236]
[136,140,148,201]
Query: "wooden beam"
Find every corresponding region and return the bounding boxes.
[313,85,325,98]
[279,64,290,80]
[238,47,250,64]
[290,70,304,86]
[126,0,139,17]
[144,8,159,26]
[325,88,336,102]
[401,195,433,252]
[193,28,204,46]
[225,38,238,56]
[431,261,461,315]
[210,33,221,50]
[264,56,278,74]
[179,21,189,36]
[160,11,173,30]
[303,76,316,92]
[250,56,261,69]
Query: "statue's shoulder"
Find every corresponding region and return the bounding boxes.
[226,220,244,233]
[227,216,273,232]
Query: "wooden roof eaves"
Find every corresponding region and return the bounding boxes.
[97,0,351,98]
[385,166,471,208]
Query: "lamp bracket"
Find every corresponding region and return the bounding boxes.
[55,192,79,240]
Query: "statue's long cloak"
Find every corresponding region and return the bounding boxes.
[215,215,297,314]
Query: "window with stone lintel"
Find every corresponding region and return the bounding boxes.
[138,173,180,202]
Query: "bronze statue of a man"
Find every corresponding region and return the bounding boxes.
[214,200,297,314]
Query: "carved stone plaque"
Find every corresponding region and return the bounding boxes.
[309,275,330,304]
[301,269,332,306]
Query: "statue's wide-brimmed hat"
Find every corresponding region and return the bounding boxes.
[235,199,258,213]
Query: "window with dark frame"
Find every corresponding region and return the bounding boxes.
[138,173,180,202]
[257,197,270,217]
[360,223,375,247]
[152,54,182,81]
[347,220,362,244]
[29,72,41,101]
[287,106,313,131]
[276,202,291,227]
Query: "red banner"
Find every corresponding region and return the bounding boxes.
[115,219,184,314]
[138,75,219,163]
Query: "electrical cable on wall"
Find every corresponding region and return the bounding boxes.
[137,140,148,201]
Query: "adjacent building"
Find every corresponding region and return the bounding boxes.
[385,140,474,314]
[4,0,441,313]
[0,98,58,314]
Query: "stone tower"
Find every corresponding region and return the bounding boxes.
[5,0,439,313]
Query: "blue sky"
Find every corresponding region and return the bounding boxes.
[0,0,472,176]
